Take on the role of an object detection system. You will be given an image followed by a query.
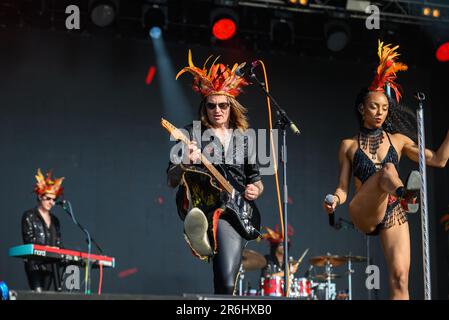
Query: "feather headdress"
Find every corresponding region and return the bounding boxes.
[262,224,294,244]
[176,49,250,98]
[34,168,64,197]
[369,40,408,102]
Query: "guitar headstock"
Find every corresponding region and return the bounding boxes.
[161,118,189,144]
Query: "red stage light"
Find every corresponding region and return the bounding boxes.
[212,18,237,41]
[436,42,449,62]
[145,66,156,85]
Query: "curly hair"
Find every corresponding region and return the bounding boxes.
[354,87,417,142]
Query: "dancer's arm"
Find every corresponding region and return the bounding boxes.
[324,140,352,213]
[401,130,449,168]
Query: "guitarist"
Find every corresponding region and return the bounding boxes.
[167,51,264,295]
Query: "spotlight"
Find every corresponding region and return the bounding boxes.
[142,4,167,38]
[211,8,238,41]
[270,19,294,48]
[432,9,440,18]
[436,42,449,62]
[423,7,431,16]
[324,21,350,52]
[89,0,118,27]
[286,0,308,5]
[150,27,162,39]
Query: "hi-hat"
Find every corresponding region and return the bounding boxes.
[311,273,341,281]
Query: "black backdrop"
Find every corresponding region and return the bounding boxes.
[0,27,448,299]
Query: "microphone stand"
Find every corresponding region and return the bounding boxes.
[59,200,100,295]
[247,69,300,297]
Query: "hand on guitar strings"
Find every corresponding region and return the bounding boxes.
[187,141,201,164]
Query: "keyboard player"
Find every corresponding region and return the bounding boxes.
[21,168,64,292]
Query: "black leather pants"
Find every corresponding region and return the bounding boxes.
[212,218,245,295]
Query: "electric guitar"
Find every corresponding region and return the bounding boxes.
[161,118,261,240]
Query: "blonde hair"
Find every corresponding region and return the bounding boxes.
[199,96,249,131]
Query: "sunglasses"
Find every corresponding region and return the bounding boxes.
[42,196,56,202]
[206,102,230,110]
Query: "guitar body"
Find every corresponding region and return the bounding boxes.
[178,166,222,218]
[178,165,261,241]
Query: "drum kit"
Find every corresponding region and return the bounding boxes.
[238,249,367,300]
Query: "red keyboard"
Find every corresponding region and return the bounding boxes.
[9,244,115,268]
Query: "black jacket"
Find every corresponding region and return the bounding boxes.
[21,208,62,272]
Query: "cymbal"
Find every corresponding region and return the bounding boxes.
[242,249,267,271]
[309,255,347,267]
[311,273,341,281]
[343,255,367,263]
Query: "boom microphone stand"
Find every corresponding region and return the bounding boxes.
[57,200,103,294]
[244,66,301,296]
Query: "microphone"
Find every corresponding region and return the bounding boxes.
[324,194,336,226]
[235,60,260,77]
[289,122,300,135]
[55,200,66,206]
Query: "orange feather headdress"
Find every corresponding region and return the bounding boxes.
[34,168,64,197]
[262,224,294,244]
[176,49,250,98]
[368,40,408,102]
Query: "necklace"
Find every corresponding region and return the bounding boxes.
[359,127,384,160]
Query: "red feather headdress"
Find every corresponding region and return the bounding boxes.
[34,168,64,197]
[368,40,408,102]
[262,224,294,244]
[176,49,250,98]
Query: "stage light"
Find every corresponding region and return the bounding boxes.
[150,26,161,39]
[433,9,440,18]
[423,7,431,16]
[211,8,238,41]
[346,0,370,12]
[212,18,236,40]
[89,0,118,27]
[143,4,167,38]
[436,42,449,62]
[270,19,294,48]
[325,21,350,52]
[287,0,308,5]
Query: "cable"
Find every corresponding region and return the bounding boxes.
[65,201,92,295]
[258,60,290,296]
[98,264,103,295]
